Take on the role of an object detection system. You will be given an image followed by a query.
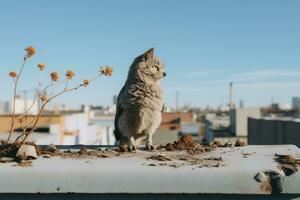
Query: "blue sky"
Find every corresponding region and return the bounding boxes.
[0,0,300,108]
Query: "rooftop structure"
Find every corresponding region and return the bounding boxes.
[230,108,261,137]
[204,113,230,142]
[0,145,299,199]
[0,109,115,145]
[248,117,300,147]
[160,112,194,130]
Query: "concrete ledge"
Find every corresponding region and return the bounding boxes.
[0,193,299,200]
[0,145,299,196]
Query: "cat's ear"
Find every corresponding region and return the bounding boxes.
[142,48,154,61]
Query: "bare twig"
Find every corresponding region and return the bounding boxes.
[7,57,27,143]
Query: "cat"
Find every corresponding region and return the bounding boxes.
[114,48,166,151]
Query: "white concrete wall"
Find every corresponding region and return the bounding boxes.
[14,98,38,115]
[230,108,261,136]
[63,113,116,145]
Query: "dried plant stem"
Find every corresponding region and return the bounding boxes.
[17,74,102,143]
[7,57,27,143]
[16,92,38,117]
[13,84,51,143]
[15,84,49,118]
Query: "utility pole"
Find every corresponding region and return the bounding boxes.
[176,91,179,112]
[229,82,233,110]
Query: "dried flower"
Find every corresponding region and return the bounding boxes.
[37,63,46,71]
[100,66,113,76]
[65,70,75,80]
[50,72,59,81]
[25,46,36,58]
[9,71,17,78]
[40,95,48,101]
[83,79,90,87]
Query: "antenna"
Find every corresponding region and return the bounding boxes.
[229,82,233,110]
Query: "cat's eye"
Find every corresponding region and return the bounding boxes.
[153,65,159,71]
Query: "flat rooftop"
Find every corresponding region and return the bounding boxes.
[0,144,299,198]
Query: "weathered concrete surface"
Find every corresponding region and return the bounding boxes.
[0,145,299,194]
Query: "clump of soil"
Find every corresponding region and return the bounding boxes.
[274,154,300,176]
[0,142,37,167]
[148,136,224,169]
[161,135,209,155]
[234,139,245,147]
[78,146,88,154]
[15,160,33,167]
[1,136,226,169]
[164,135,196,151]
[147,154,172,161]
[275,154,299,165]
[0,143,21,157]
[37,145,121,159]
[209,139,246,148]
[210,141,233,148]
[0,142,122,167]
[242,152,256,158]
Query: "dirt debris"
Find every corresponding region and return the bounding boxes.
[274,154,299,165]
[234,139,245,147]
[149,135,223,168]
[164,135,197,151]
[16,160,33,167]
[254,171,284,194]
[210,141,233,148]
[0,143,36,167]
[78,146,88,154]
[274,154,299,176]
[147,154,172,161]
[210,139,246,148]
[255,154,300,194]
[242,152,256,158]
[0,157,14,163]
[0,143,121,166]
[203,156,223,161]
[0,143,21,157]
[0,136,225,169]
[147,153,223,169]
[159,135,210,155]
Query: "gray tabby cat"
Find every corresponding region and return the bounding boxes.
[114,48,166,151]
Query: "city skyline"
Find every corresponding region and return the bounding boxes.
[0,0,300,108]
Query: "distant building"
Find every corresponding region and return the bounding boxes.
[292,97,300,117]
[0,108,115,145]
[160,112,194,130]
[248,117,300,147]
[0,101,10,114]
[271,103,280,111]
[292,97,300,109]
[204,113,230,142]
[91,114,115,145]
[230,108,261,137]
[14,96,38,115]
[180,122,200,136]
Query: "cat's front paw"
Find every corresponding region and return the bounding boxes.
[145,144,156,152]
[128,145,137,152]
[119,145,127,152]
